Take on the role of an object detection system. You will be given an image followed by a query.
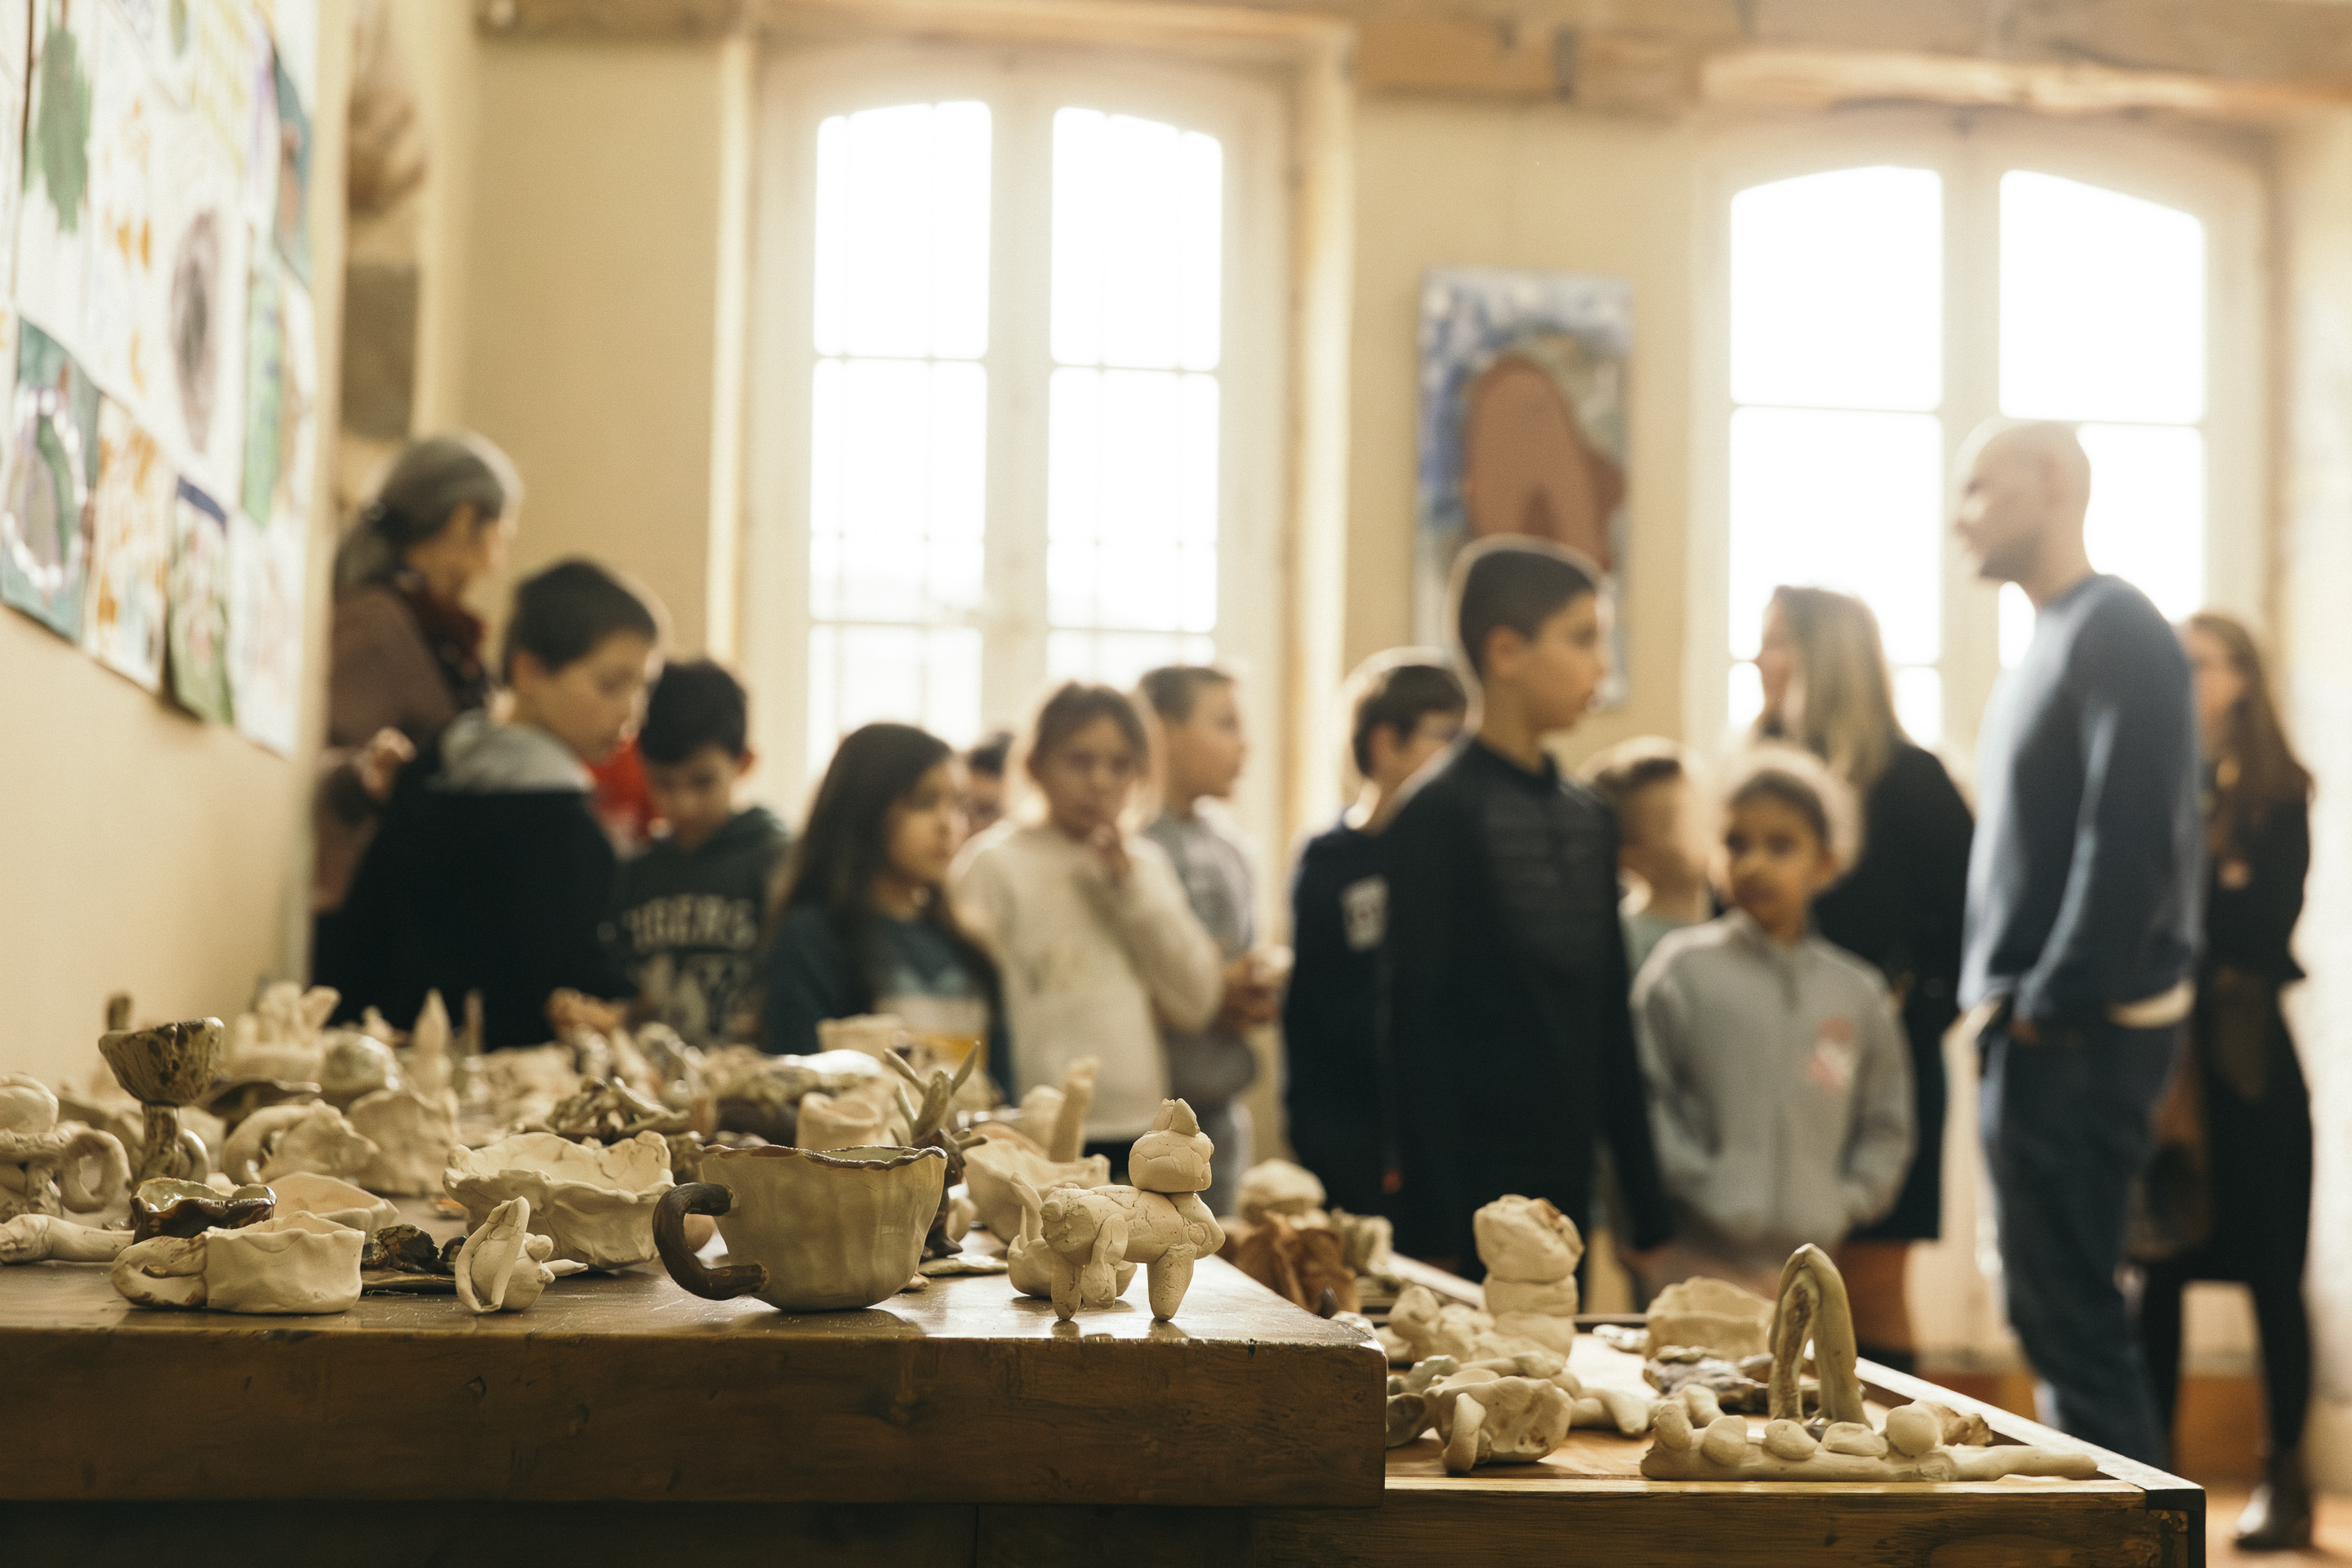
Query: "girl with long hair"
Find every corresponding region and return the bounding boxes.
[953,683,1223,1170]
[763,724,1007,1093]
[1753,585,1974,1370]
[2135,612,2315,1552]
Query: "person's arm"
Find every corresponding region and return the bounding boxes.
[1081,840,1224,1036]
[2233,800,2311,972]
[761,907,849,1058]
[1597,818,1675,1250]
[1841,983,1917,1229]
[1378,791,1470,1258]
[1631,957,1709,1205]
[2016,609,2202,1022]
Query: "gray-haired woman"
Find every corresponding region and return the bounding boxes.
[313,434,522,930]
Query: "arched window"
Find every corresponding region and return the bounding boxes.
[1700,117,2259,756]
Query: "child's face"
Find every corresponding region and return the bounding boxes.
[884,760,961,892]
[645,743,751,853]
[1490,595,1608,733]
[959,767,1006,838]
[1367,710,1463,792]
[513,631,658,764]
[1722,792,1839,939]
[1031,715,1139,840]
[1619,777,1704,889]
[1162,681,1246,804]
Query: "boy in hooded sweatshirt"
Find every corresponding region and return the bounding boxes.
[1633,746,1913,1298]
[327,559,662,1048]
[617,660,790,1046]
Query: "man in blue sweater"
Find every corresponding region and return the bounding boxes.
[1956,421,2203,1467]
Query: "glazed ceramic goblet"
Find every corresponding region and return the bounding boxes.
[655,1144,945,1312]
[100,1019,224,1185]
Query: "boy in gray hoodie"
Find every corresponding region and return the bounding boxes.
[1633,746,1913,1297]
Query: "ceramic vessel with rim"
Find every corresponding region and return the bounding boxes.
[656,1143,944,1312]
[445,1130,675,1268]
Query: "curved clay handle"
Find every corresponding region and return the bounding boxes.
[654,1183,767,1302]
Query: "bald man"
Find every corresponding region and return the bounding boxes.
[1955,420,2203,1467]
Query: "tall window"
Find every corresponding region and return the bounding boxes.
[763,59,1281,796]
[1712,127,2241,753]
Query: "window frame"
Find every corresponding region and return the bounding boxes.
[744,41,1290,840]
[1690,109,2266,766]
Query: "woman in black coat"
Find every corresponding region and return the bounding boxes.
[2135,612,2314,1552]
[1756,586,1973,1373]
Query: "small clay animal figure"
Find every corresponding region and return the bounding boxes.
[1036,1099,1224,1321]
[885,1047,983,1258]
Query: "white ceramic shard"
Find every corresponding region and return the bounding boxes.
[203,1213,364,1313]
[0,1213,133,1263]
[456,1196,560,1313]
[265,1170,400,1232]
[445,1130,675,1268]
[347,1089,457,1196]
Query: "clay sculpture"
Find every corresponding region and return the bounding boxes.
[654,1143,946,1312]
[455,1196,564,1313]
[446,1130,676,1268]
[0,1075,130,1222]
[403,990,456,1107]
[221,1101,381,1186]
[112,1212,365,1314]
[1434,1374,1576,1474]
[0,1214,135,1262]
[130,1177,276,1241]
[1640,1245,2097,1482]
[347,1089,459,1196]
[98,1018,224,1185]
[1035,1099,1224,1321]
[884,1047,982,1258]
[1646,1274,1775,1359]
[266,1170,401,1232]
[962,1129,1112,1241]
[1007,1174,1134,1302]
[225,983,341,1083]
[1477,1194,1583,1355]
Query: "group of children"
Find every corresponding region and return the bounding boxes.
[320,541,1912,1290]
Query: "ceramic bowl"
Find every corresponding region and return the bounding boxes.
[445,1130,675,1269]
[130,1178,276,1242]
[100,1020,225,1106]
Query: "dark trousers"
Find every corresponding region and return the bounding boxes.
[1980,1019,2179,1466]
[2140,1252,2311,1458]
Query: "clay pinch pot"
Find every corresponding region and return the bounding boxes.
[655,1143,945,1312]
[445,1130,675,1269]
[130,1178,277,1243]
[99,1018,225,1186]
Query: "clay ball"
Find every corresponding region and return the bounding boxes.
[1762,1419,1819,1460]
[1885,1403,1943,1458]
[1699,1414,1751,1467]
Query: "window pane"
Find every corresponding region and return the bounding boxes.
[1730,167,1941,413]
[1893,666,1943,748]
[1052,109,1223,371]
[1047,368,1218,635]
[814,101,991,360]
[806,624,982,776]
[1727,660,1763,736]
[1999,172,2203,425]
[2082,422,2205,622]
[1727,408,1943,665]
[808,359,986,623]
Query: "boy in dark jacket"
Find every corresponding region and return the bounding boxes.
[1380,538,1673,1274]
[325,559,660,1048]
[617,660,789,1045]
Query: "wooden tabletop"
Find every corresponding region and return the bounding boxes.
[0,1218,1385,1508]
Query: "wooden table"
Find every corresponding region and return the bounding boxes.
[0,1239,2201,1566]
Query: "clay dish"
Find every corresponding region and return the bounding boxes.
[656,1143,945,1312]
[446,1130,676,1269]
[130,1178,276,1242]
[267,1170,400,1232]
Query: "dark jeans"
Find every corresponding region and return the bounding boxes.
[1980,1018,2180,1466]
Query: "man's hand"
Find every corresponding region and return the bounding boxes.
[355,727,416,802]
[1085,824,1131,884]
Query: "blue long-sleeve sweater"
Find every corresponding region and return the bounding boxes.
[1961,574,2203,1025]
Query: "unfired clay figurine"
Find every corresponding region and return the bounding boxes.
[654,1143,946,1312]
[884,1047,982,1258]
[1640,1245,2097,1483]
[1008,1174,1134,1302]
[1477,1194,1583,1356]
[455,1196,563,1313]
[112,1212,365,1314]
[1036,1099,1224,1321]
[1433,1374,1575,1473]
[347,1089,458,1196]
[0,1075,130,1222]
[225,983,341,1083]
[962,1130,1111,1241]
[0,1213,133,1263]
[98,1018,223,1185]
[266,1170,400,1232]
[795,1091,890,1153]
[402,990,456,1109]
[1646,1274,1775,1359]
[222,1101,381,1186]
[446,1130,676,1269]
[318,1033,401,1107]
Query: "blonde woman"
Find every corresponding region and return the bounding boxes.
[1754,586,1973,1372]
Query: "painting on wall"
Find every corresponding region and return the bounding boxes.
[266,41,308,285]
[1415,268,1632,706]
[156,100,249,498]
[85,0,163,407]
[16,0,103,358]
[167,474,231,721]
[238,252,310,528]
[1,319,98,639]
[83,394,172,688]
[226,508,300,754]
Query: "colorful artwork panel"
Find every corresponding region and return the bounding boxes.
[166,474,229,722]
[17,0,103,356]
[1,319,97,639]
[226,506,300,753]
[239,253,310,530]
[83,394,172,689]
